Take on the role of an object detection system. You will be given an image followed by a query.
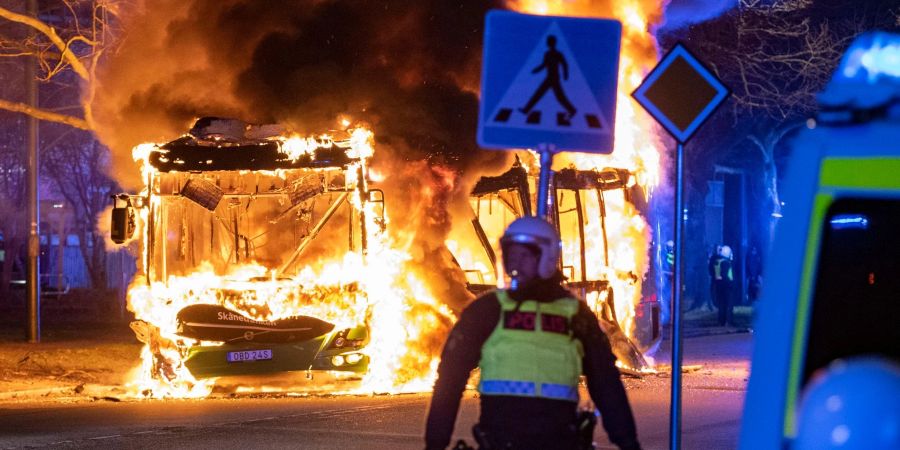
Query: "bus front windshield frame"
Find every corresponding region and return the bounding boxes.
[145,169,362,283]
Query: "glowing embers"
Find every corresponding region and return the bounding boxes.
[134,118,371,173]
[280,134,334,161]
[149,137,354,172]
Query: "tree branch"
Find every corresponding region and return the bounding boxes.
[0,98,91,129]
[746,134,770,163]
[0,6,92,81]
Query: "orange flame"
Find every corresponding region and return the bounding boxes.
[507,0,665,342]
[124,126,454,398]
[118,0,667,396]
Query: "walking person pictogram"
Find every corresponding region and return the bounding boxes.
[519,35,577,120]
[479,14,619,149]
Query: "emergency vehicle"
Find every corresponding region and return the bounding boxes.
[739,32,900,449]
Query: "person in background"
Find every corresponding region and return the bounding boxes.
[695,245,721,311]
[746,245,762,303]
[425,216,641,450]
[711,245,734,326]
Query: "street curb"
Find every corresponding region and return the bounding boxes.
[0,384,125,402]
[662,326,752,340]
[0,386,72,401]
[685,327,752,339]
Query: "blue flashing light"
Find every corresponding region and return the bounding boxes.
[819,32,900,111]
[829,214,869,230]
[838,33,900,83]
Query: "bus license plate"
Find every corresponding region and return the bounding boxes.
[226,349,273,363]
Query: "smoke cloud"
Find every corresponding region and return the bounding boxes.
[96,1,505,183]
[660,0,737,31]
[93,0,521,307]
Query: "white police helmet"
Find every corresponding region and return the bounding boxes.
[500,216,561,279]
[720,245,733,259]
[794,357,900,450]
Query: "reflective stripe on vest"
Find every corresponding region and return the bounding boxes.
[480,380,579,402]
[478,290,583,403]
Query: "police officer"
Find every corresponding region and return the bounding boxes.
[711,245,734,326]
[425,217,641,450]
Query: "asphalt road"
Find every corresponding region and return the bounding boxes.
[0,333,751,450]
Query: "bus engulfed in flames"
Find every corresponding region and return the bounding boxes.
[107,0,670,398]
[112,118,454,398]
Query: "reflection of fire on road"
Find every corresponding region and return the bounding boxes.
[114,118,454,398]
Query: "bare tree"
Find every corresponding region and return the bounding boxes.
[729,1,852,227]
[0,118,26,301]
[0,1,125,293]
[0,0,118,130]
[42,129,116,289]
[729,1,848,120]
[670,0,899,234]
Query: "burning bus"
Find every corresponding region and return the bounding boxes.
[447,158,660,372]
[109,117,659,395]
[110,117,390,393]
[87,0,676,399]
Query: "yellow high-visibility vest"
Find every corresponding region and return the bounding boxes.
[714,257,734,281]
[477,290,583,402]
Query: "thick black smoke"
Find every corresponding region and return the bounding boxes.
[94,0,515,308]
[97,1,508,177]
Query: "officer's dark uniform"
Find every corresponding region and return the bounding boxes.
[425,275,641,450]
[711,255,734,326]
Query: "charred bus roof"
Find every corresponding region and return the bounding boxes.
[470,158,633,196]
[148,117,358,172]
[150,138,355,172]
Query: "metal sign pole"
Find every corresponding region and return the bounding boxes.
[536,143,556,219]
[669,141,685,449]
[631,41,729,450]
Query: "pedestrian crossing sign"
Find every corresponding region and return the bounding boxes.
[478,10,621,154]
